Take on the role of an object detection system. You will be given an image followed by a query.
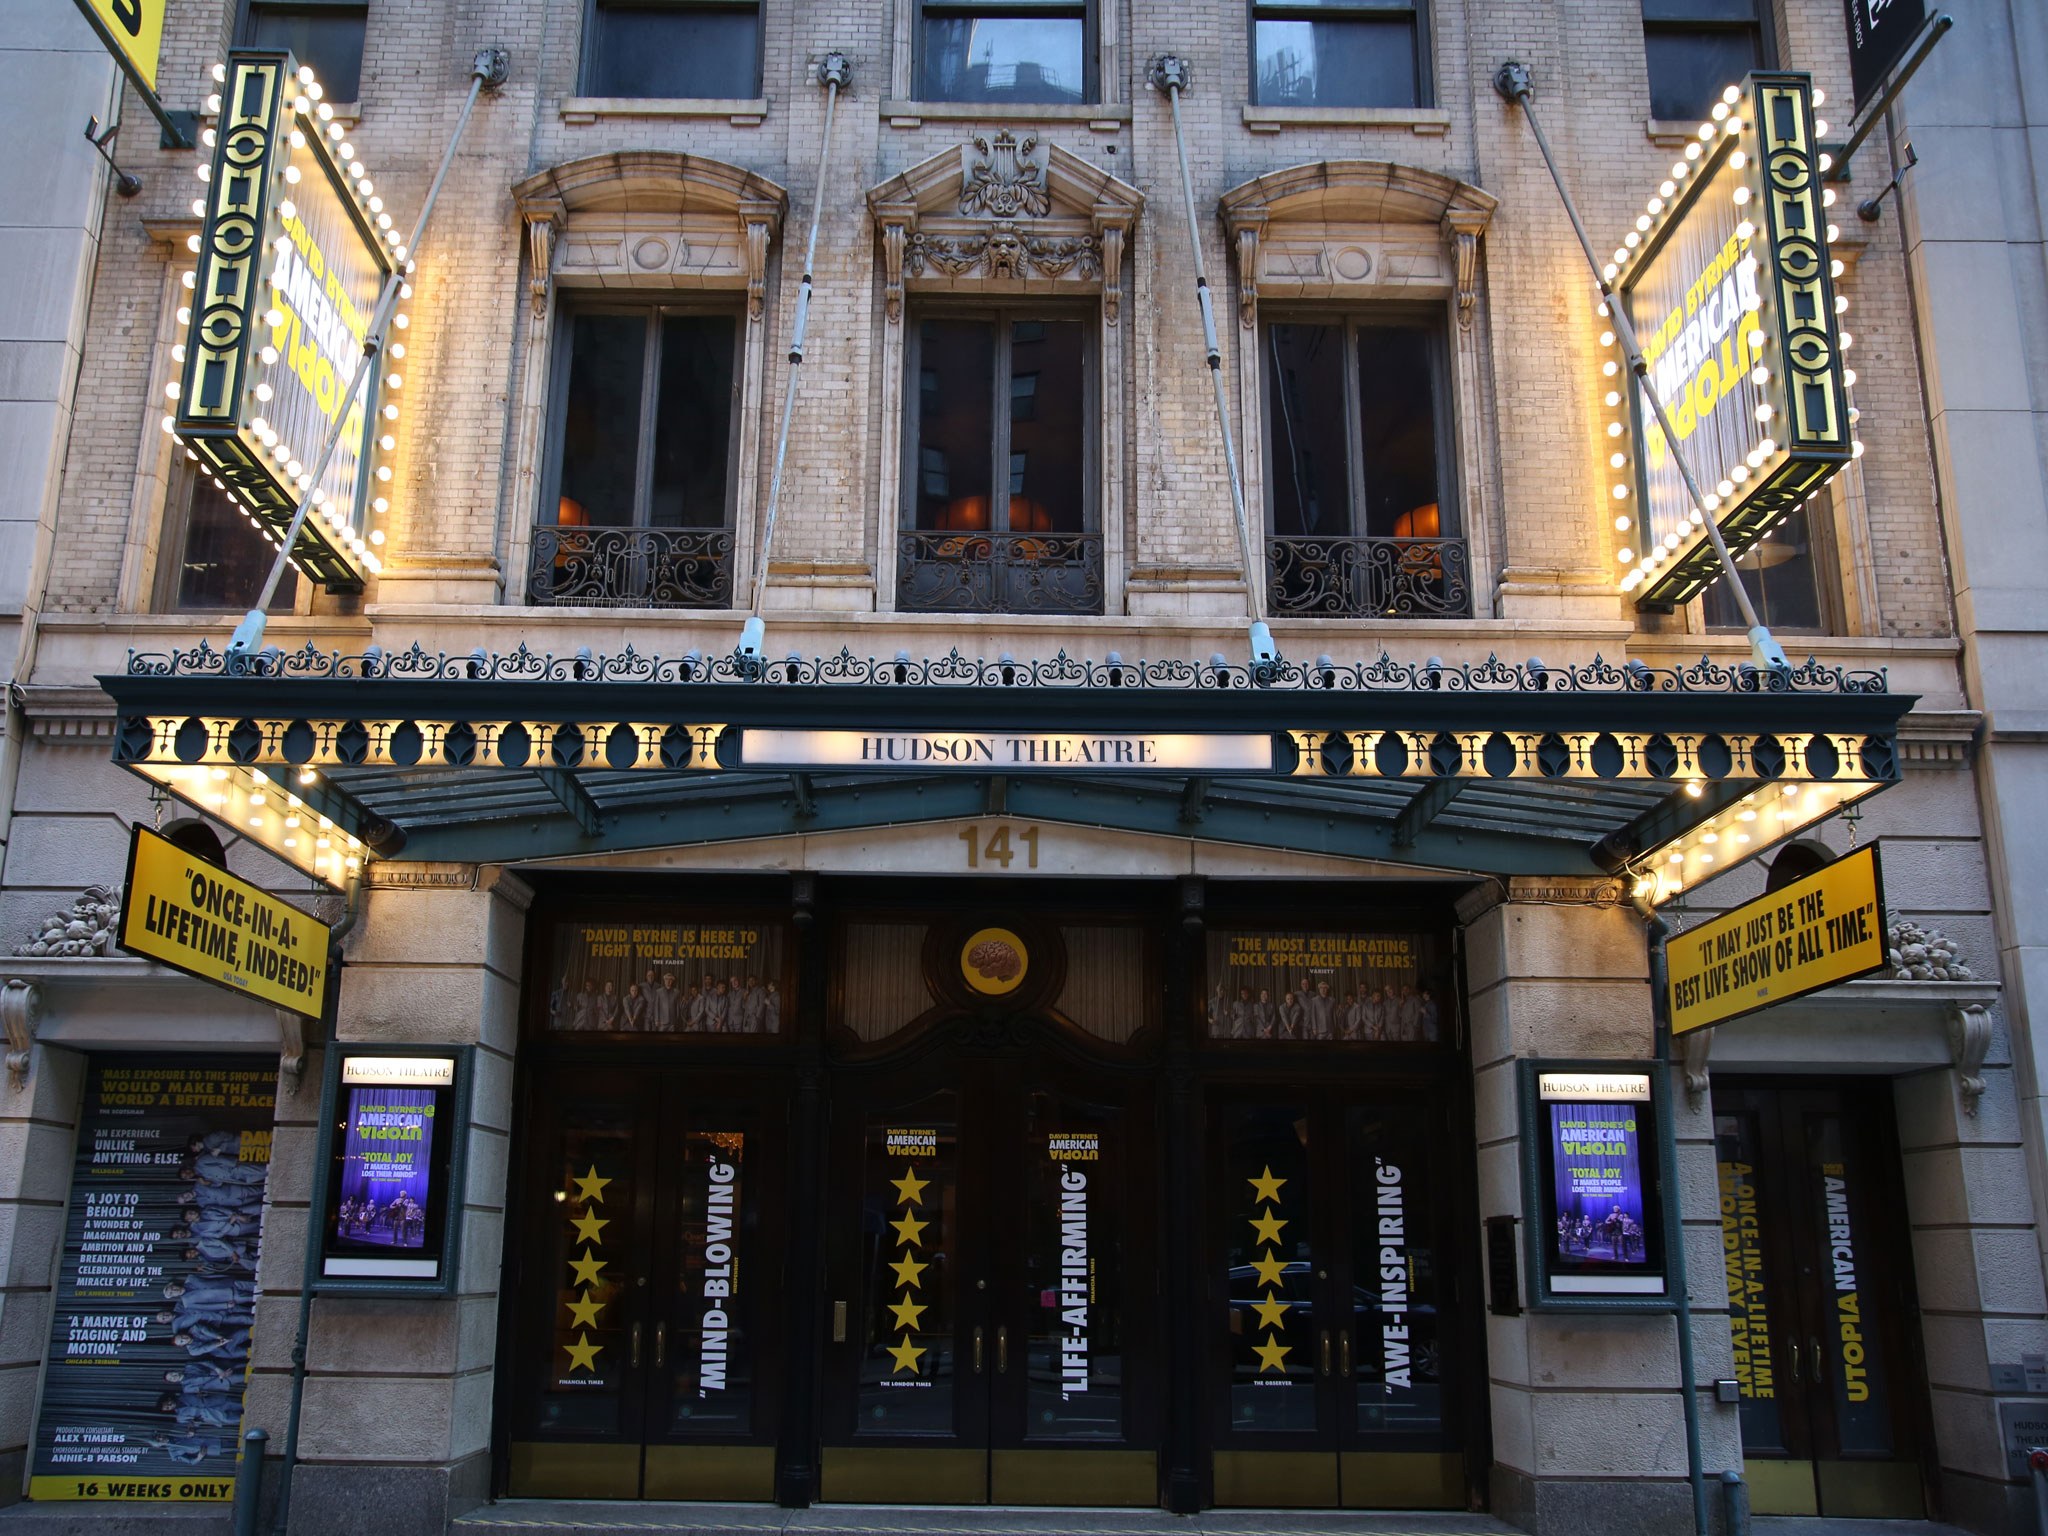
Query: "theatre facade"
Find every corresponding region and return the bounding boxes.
[0,2,2039,1535]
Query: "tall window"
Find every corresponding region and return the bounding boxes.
[918,3,1090,105]
[900,312,1099,614]
[239,0,368,101]
[1262,316,1467,617]
[1703,501,1831,632]
[1643,0,1768,122]
[1252,1,1426,110]
[583,1,762,98]
[157,458,299,612]
[533,306,740,607]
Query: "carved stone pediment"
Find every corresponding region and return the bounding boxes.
[1218,160,1497,328]
[514,152,789,315]
[868,135,1143,323]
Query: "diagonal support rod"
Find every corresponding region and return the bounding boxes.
[535,768,602,836]
[1390,777,1466,849]
[1493,61,1787,676]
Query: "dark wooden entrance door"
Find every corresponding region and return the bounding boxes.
[1206,1087,1466,1509]
[1714,1080,1930,1518]
[503,1066,788,1499]
[818,1032,1158,1504]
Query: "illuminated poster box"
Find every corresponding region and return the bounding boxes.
[1605,73,1853,612]
[1518,1061,1671,1311]
[315,1046,471,1295]
[175,50,404,592]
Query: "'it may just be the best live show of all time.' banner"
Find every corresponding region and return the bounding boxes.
[31,1058,274,1502]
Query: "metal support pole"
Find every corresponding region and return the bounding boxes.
[1147,56,1276,673]
[741,52,851,665]
[1645,909,1711,1536]
[226,46,510,664]
[1721,1467,1751,1536]
[1493,62,1789,675]
[233,1427,267,1536]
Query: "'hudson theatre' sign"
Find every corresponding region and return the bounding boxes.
[739,729,1275,773]
[118,825,331,1016]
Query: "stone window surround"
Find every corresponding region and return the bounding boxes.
[866,133,1143,613]
[124,220,316,620]
[508,152,789,610]
[1218,160,1499,616]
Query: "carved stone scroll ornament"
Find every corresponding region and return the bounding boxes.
[2,979,41,1089]
[1948,1001,1994,1117]
[740,197,780,321]
[1678,1029,1711,1105]
[524,201,563,319]
[881,220,907,322]
[1235,223,1260,328]
[961,131,1051,218]
[1099,224,1125,325]
[277,1008,307,1092]
[1442,208,1487,327]
[905,225,1102,283]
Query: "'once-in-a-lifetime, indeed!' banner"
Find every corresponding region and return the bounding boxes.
[1205,929,1438,1041]
[30,1057,274,1501]
[547,920,787,1035]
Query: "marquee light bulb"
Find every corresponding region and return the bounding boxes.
[1835,295,1848,313]
[1712,103,1730,122]
[398,283,413,300]
[1842,368,1857,387]
[1607,422,1624,438]
[389,342,405,359]
[392,313,408,329]
[1611,483,1629,499]
[1730,150,1747,169]
[1602,262,1619,281]
[1610,451,1626,468]
[196,164,210,181]
[171,344,185,363]
[284,165,301,184]
[370,528,385,545]
[1746,328,1765,349]
[1755,403,1774,422]
[368,195,383,213]
[379,434,395,451]
[1736,220,1755,241]
[1614,515,1631,531]
[330,122,345,139]
[161,414,175,435]
[1685,142,1702,161]
[278,199,296,220]
[1612,247,1628,265]
[1634,215,1651,233]
[377,212,392,230]
[1732,185,1751,205]
[376,465,393,482]
[1617,548,1634,564]
[254,382,272,401]
[201,128,216,149]
[1659,180,1676,198]
[1604,390,1622,407]
[286,459,304,478]
[1822,186,1837,206]
[1848,407,1860,425]
[1698,123,1716,141]
[1815,119,1830,138]
[1671,161,1688,179]
[212,62,226,83]
[1724,117,1742,135]
[1750,365,1769,386]
[265,308,284,328]
[191,197,205,217]
[260,346,278,365]
[1852,439,1865,458]
[373,496,389,513]
[1624,232,1640,249]
[289,129,305,149]
[386,373,402,389]
[1731,464,1749,483]
[1602,360,1619,376]
[293,96,310,114]
[308,81,324,100]
[383,402,400,420]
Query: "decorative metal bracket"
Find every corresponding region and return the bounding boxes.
[2,979,43,1090]
[1948,1001,1994,1117]
[1678,1028,1711,1105]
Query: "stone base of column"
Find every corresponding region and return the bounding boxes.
[1492,1465,1726,1536]
[287,1451,489,1536]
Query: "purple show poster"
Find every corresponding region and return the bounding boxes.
[332,1087,435,1250]
[1549,1101,1648,1267]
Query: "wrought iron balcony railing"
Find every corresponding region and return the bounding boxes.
[897,531,1104,615]
[527,525,733,609]
[1266,534,1471,619]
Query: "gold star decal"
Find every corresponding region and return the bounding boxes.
[887,1337,926,1374]
[891,1167,930,1206]
[571,1209,610,1245]
[888,1295,927,1331]
[1249,1208,1288,1246]
[1252,1295,1289,1331]
[563,1331,603,1373]
[568,1248,607,1288]
[572,1166,611,1204]
[1253,1336,1292,1374]
[1250,1251,1288,1289]
[1248,1166,1287,1203]
[566,1291,604,1329]
[891,1212,929,1247]
[890,1253,928,1288]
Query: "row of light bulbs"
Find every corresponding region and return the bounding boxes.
[164,58,414,584]
[141,762,367,887]
[1632,777,1875,905]
[1597,83,1864,596]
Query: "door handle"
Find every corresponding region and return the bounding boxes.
[655,1321,666,1369]
[1809,1336,1824,1383]
[831,1300,848,1343]
[973,1326,985,1374]
[1320,1329,1332,1378]
[1340,1328,1351,1379]
[1787,1339,1800,1382]
[630,1322,642,1368]
[997,1325,1008,1375]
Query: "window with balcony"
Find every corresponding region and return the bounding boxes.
[1252,1,1427,110]
[900,310,1100,614]
[917,3,1091,105]
[156,457,300,612]
[582,0,763,99]
[532,305,740,608]
[239,0,368,101]
[1261,314,1467,618]
[1643,0,1769,123]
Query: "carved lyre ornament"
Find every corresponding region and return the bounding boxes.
[961,131,1052,218]
[868,138,1143,325]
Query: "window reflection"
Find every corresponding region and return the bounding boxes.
[921,12,1088,104]
[1253,10,1422,110]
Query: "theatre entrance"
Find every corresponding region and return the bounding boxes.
[817,1026,1160,1504]
[1715,1080,1932,1519]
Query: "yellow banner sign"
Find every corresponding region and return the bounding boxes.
[72,0,166,92]
[118,825,329,1016]
[1668,844,1887,1036]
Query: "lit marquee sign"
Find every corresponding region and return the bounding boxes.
[1597,73,1855,612]
[172,51,411,592]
